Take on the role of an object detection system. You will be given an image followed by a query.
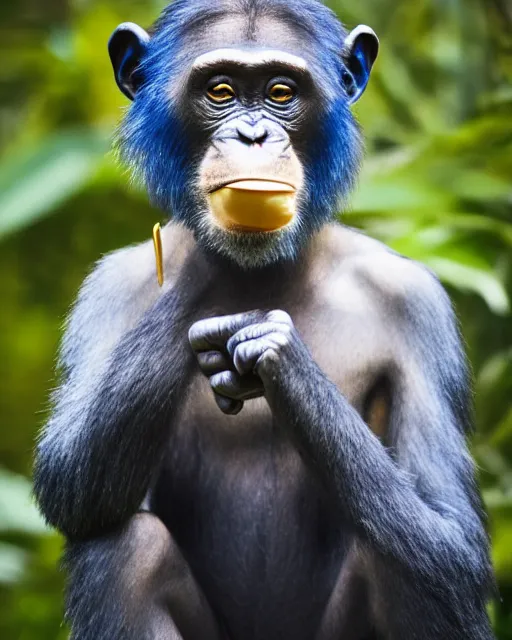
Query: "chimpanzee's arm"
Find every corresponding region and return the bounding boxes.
[34,248,196,541]
[256,309,494,635]
[189,270,495,635]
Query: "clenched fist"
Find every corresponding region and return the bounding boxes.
[189,310,303,415]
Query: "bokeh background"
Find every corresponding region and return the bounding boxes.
[0,0,511,637]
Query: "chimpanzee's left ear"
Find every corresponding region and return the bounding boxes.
[108,22,151,101]
[342,25,379,104]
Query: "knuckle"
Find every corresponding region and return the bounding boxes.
[266,310,293,326]
[234,342,247,362]
[233,344,251,374]
[271,332,290,348]
[227,333,242,356]
[256,348,279,373]
[237,341,257,363]
[188,318,217,347]
[188,323,201,344]
[197,351,223,372]
[228,324,258,354]
[210,370,233,391]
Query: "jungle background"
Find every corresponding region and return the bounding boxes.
[0,0,511,637]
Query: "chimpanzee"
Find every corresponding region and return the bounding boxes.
[33,1,495,639]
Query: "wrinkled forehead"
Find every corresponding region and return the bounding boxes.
[160,10,343,82]
[148,6,345,101]
[183,13,310,58]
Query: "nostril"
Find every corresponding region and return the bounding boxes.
[236,122,269,145]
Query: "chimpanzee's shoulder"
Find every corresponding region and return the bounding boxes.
[325,223,451,318]
[59,221,194,373]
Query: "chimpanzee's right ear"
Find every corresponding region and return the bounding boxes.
[108,22,150,101]
[342,25,379,104]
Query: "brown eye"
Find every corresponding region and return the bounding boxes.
[207,83,236,103]
[268,83,295,104]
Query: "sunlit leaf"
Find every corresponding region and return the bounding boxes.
[0,543,28,584]
[0,130,108,238]
[0,468,48,535]
[425,257,510,315]
[491,520,512,579]
[352,177,451,212]
[442,170,512,203]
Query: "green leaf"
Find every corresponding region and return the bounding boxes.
[424,257,510,315]
[351,177,451,212]
[0,130,109,238]
[0,468,48,535]
[440,170,512,203]
[0,542,28,584]
[490,519,512,579]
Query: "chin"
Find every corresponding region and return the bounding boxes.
[194,214,306,270]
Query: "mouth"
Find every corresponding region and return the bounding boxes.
[210,179,297,193]
[208,179,298,233]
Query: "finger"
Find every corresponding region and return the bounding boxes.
[226,323,290,359]
[196,351,233,376]
[189,311,266,352]
[265,310,293,326]
[231,338,270,376]
[214,394,244,416]
[210,370,265,401]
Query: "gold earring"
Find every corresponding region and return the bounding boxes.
[152,223,164,287]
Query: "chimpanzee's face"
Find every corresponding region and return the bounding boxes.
[110,1,378,267]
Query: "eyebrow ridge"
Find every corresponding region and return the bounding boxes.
[192,49,309,74]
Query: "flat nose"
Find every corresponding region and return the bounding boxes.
[236,121,269,145]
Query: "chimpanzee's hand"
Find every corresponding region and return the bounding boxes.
[189,310,304,415]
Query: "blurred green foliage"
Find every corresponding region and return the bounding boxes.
[0,0,510,637]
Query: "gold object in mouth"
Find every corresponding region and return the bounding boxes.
[153,223,164,287]
[209,180,297,232]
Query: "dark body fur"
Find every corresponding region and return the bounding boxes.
[35,224,494,640]
[33,0,495,638]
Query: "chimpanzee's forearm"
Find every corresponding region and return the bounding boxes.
[34,289,195,540]
[261,347,490,595]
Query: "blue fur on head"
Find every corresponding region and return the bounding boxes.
[305,96,362,232]
[116,0,364,265]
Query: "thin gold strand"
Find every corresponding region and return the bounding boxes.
[152,223,164,287]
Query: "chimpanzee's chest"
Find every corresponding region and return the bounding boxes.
[153,390,350,639]
[150,290,386,639]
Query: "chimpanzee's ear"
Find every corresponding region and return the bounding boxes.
[108,22,151,101]
[342,25,379,105]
